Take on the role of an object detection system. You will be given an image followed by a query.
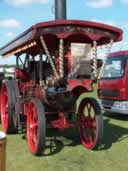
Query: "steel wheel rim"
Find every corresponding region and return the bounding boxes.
[78,100,96,149]
[1,84,9,131]
[27,102,39,153]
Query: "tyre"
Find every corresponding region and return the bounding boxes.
[0,81,18,133]
[78,97,103,149]
[26,98,46,156]
[9,80,21,128]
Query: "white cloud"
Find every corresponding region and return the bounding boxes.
[0,19,20,28]
[124,24,128,27]
[121,0,128,4]
[111,41,128,52]
[86,0,112,8]
[91,19,117,26]
[5,0,49,7]
[6,32,14,37]
[121,23,128,28]
[104,20,116,26]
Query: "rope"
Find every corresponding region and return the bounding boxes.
[59,39,64,78]
[91,41,97,80]
[40,36,59,80]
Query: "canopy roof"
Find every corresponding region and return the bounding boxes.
[0,20,123,57]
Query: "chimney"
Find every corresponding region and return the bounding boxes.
[55,0,67,20]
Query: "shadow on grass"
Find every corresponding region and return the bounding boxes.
[98,113,128,151]
[104,112,128,121]
[42,128,80,156]
[20,127,80,157]
[20,113,128,156]
[44,112,128,154]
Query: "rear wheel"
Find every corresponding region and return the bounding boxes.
[78,97,103,149]
[0,81,18,133]
[26,98,46,156]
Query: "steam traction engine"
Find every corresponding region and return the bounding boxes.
[0,2,122,156]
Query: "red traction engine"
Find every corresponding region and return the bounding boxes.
[0,20,122,155]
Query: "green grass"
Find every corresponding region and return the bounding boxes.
[1,86,128,171]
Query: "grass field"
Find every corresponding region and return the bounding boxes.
[1,86,128,171]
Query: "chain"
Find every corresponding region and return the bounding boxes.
[40,36,60,80]
[59,39,64,78]
[98,39,113,79]
[91,41,97,80]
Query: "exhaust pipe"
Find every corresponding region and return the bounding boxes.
[55,0,67,20]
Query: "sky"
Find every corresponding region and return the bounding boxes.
[0,0,128,64]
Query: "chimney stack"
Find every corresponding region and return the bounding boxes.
[55,0,67,20]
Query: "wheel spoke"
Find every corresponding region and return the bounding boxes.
[29,123,38,129]
[86,128,93,145]
[83,117,89,128]
[91,117,96,129]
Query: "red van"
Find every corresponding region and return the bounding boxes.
[98,50,128,114]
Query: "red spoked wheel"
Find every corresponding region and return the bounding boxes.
[26,98,46,156]
[0,81,18,133]
[78,97,103,149]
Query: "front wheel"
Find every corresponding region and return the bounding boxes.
[78,97,103,149]
[26,98,46,156]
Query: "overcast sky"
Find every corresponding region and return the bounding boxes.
[0,0,128,64]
